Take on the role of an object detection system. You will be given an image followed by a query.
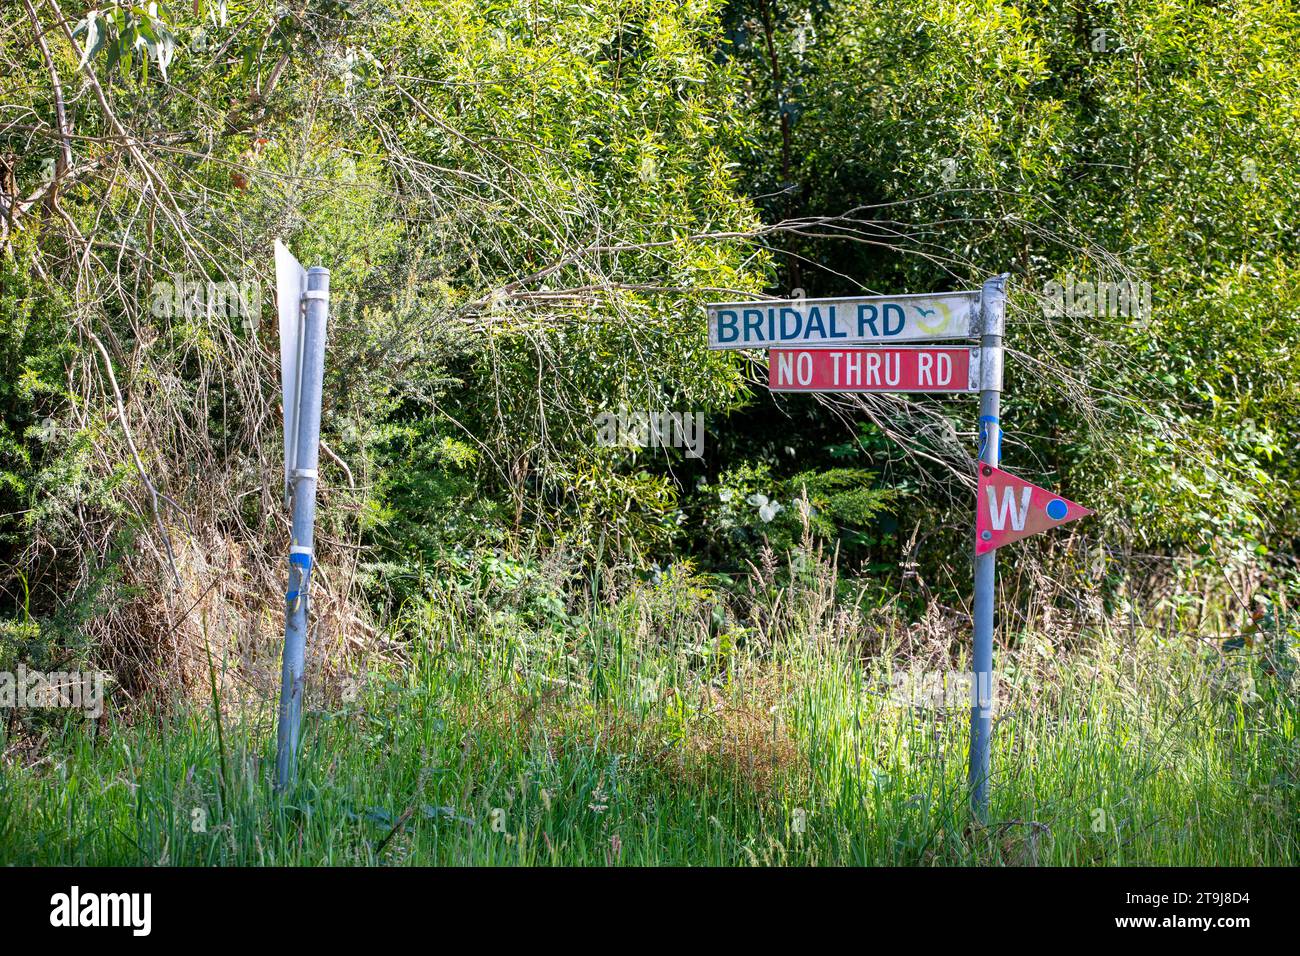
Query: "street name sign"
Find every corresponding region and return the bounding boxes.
[769,346,979,393]
[707,289,979,349]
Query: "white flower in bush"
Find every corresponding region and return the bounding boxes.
[746,493,784,522]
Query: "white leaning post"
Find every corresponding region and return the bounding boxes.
[969,273,1008,821]
[276,265,329,792]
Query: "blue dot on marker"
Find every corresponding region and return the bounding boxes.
[1047,499,1068,521]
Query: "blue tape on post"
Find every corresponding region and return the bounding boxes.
[978,415,1001,462]
[290,553,312,569]
[286,590,300,603]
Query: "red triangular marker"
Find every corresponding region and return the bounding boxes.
[976,464,1092,554]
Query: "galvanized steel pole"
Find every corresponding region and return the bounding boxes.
[969,273,1007,820]
[276,265,329,791]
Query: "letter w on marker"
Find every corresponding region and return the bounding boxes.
[986,486,1032,532]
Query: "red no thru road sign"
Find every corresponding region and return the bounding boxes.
[768,346,979,393]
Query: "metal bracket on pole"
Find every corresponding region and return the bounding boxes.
[969,272,1008,822]
[978,340,1003,393]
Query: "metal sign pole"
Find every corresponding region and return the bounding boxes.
[275,265,329,791]
[969,273,1007,820]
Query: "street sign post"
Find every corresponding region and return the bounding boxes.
[273,240,329,792]
[969,274,1005,822]
[709,274,1090,822]
[769,346,980,393]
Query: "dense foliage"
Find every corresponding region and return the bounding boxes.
[1,0,1297,686]
[723,0,1300,554]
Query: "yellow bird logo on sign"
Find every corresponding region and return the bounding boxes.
[914,301,951,334]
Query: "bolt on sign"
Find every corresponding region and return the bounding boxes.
[707,290,979,349]
[976,463,1092,553]
[769,346,980,392]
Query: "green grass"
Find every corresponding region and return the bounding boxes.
[1,571,1297,866]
